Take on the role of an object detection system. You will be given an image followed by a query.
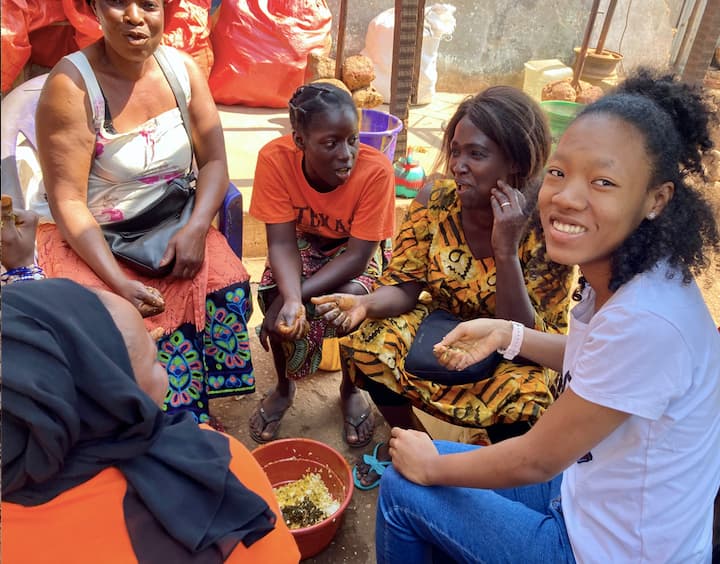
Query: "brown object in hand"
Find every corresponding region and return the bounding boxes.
[137,286,166,318]
[149,327,166,341]
[352,85,383,108]
[277,309,310,338]
[341,55,375,91]
[277,319,310,338]
[2,195,17,224]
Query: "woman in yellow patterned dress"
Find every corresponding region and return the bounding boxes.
[313,86,574,488]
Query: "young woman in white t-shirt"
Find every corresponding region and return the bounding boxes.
[376,69,720,563]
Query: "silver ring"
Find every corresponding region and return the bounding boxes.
[500,202,511,208]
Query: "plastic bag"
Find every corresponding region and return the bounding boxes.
[163,0,214,78]
[61,0,102,48]
[208,0,332,108]
[362,3,456,105]
[2,0,100,93]
[1,0,32,93]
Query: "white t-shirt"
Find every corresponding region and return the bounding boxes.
[560,264,720,564]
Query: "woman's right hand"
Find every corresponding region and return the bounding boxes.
[119,280,166,318]
[311,293,368,334]
[489,179,528,257]
[259,297,309,350]
[275,300,310,340]
[433,318,510,371]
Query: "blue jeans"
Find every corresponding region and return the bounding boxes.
[376,441,575,564]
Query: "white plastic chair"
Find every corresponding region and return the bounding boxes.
[1,73,48,209]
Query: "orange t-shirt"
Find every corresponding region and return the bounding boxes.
[1,430,300,564]
[249,135,396,242]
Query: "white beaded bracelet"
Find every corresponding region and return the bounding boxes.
[497,321,524,360]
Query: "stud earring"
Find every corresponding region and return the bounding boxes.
[647,211,657,220]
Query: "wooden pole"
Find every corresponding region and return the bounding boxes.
[410,0,427,105]
[389,0,421,158]
[572,0,601,90]
[334,0,348,79]
[595,0,619,55]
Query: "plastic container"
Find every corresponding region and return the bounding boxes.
[540,100,583,147]
[358,108,403,162]
[572,47,623,87]
[394,150,426,198]
[252,438,354,560]
[523,59,573,101]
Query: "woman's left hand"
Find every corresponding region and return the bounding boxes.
[490,179,527,257]
[160,223,208,279]
[388,427,440,486]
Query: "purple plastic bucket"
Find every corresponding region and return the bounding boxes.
[358,109,403,162]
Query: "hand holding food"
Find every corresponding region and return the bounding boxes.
[120,280,165,318]
[138,285,166,318]
[311,293,368,334]
[1,196,41,272]
[276,305,310,339]
[433,319,507,371]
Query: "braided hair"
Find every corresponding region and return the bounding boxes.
[288,83,357,136]
[578,68,719,291]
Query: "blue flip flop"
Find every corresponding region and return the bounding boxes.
[352,442,391,491]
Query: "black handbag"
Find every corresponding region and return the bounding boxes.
[405,309,502,385]
[101,173,196,277]
[100,47,196,277]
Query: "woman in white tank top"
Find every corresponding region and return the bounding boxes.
[33,0,256,426]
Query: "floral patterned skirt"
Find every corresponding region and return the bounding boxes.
[159,281,255,423]
[257,232,387,380]
[37,224,255,425]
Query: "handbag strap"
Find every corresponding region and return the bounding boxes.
[153,46,194,169]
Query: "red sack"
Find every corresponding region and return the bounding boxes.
[29,25,79,69]
[2,0,213,94]
[208,0,332,108]
[1,0,31,93]
[163,0,214,79]
[27,2,85,70]
[61,0,102,48]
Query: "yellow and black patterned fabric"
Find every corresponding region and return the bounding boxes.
[340,179,574,428]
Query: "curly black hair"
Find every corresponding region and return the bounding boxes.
[288,83,357,136]
[578,68,719,291]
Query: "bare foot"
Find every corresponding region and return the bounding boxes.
[341,387,375,447]
[249,381,296,443]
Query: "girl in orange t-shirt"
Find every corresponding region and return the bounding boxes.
[248,83,396,447]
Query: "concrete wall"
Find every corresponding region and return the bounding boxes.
[326,0,684,91]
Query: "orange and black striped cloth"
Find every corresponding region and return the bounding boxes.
[341,179,574,428]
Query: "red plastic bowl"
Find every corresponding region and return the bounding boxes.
[252,438,354,559]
